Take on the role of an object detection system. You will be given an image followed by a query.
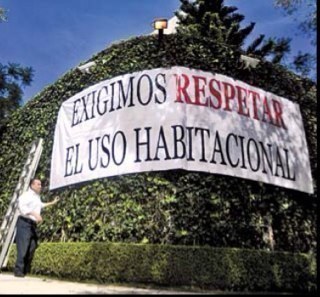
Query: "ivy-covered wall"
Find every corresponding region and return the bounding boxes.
[0,34,317,253]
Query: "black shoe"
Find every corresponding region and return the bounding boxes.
[14,272,25,277]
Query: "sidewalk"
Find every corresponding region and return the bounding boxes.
[0,272,297,295]
[0,272,205,295]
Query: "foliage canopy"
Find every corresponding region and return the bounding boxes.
[0,18,317,254]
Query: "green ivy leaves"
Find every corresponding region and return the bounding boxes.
[0,34,317,253]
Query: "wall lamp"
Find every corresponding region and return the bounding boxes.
[153,18,168,43]
[77,61,96,74]
[240,55,260,69]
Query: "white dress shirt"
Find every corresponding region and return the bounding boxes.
[18,189,45,222]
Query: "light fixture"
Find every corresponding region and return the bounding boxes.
[77,61,96,74]
[240,55,260,69]
[153,18,168,43]
[153,18,168,30]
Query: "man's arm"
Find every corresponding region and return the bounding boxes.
[42,196,60,208]
[28,211,43,223]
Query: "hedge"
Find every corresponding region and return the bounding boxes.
[6,242,316,293]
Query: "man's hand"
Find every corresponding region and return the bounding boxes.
[30,212,43,224]
[53,196,60,204]
[43,196,60,208]
[36,214,43,224]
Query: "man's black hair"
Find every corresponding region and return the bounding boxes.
[29,178,40,187]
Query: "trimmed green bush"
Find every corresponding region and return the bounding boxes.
[6,242,317,293]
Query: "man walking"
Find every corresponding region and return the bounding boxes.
[14,178,59,277]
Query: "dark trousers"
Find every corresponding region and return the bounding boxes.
[14,216,38,275]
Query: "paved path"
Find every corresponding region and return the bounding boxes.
[0,273,203,295]
[0,273,295,295]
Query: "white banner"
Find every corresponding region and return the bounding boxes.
[50,66,313,193]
